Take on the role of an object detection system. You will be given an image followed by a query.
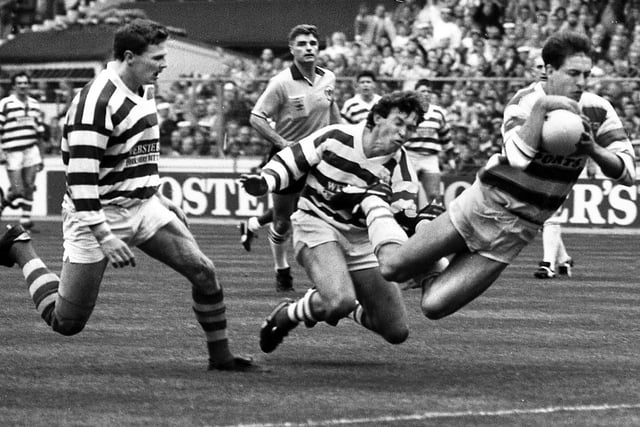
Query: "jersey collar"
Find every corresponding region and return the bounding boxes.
[290,64,325,85]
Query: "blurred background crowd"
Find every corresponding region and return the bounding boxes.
[1,0,639,175]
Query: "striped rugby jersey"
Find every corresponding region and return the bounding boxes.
[0,94,45,151]
[260,121,420,232]
[61,61,161,227]
[404,103,452,156]
[340,93,381,124]
[478,81,635,224]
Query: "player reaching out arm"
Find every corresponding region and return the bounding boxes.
[241,91,445,353]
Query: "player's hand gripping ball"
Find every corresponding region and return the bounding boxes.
[541,109,583,155]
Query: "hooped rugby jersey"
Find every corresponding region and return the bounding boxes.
[404,103,452,156]
[0,94,45,151]
[478,81,635,224]
[340,93,382,124]
[61,61,161,226]
[259,121,420,232]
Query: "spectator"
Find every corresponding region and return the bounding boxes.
[391,21,411,51]
[322,31,350,60]
[257,48,276,77]
[158,102,177,155]
[472,1,504,37]
[418,3,462,52]
[454,142,481,176]
[412,21,438,52]
[181,134,196,156]
[167,130,182,157]
[221,81,252,126]
[359,3,396,47]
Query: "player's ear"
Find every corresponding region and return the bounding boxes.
[123,50,135,63]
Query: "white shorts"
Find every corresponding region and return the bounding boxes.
[5,145,42,171]
[291,210,378,271]
[62,194,176,263]
[406,151,440,174]
[448,180,540,264]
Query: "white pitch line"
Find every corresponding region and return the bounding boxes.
[219,403,640,427]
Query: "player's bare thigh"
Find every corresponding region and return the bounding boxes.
[421,252,507,319]
[297,241,357,320]
[57,258,109,308]
[378,212,467,283]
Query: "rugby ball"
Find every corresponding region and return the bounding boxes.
[541,109,583,155]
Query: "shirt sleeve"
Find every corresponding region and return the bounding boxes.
[251,78,284,121]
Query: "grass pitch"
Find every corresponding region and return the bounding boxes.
[1,221,639,426]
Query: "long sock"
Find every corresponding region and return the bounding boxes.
[19,198,33,227]
[247,216,261,233]
[542,223,561,269]
[557,235,570,264]
[286,288,317,325]
[192,286,232,364]
[23,258,59,325]
[350,301,373,331]
[268,224,289,270]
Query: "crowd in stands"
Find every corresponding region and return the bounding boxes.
[6,0,640,172]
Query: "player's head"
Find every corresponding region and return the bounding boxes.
[288,24,319,66]
[365,91,423,155]
[414,79,432,107]
[356,70,376,96]
[113,19,169,87]
[11,72,31,97]
[542,31,593,100]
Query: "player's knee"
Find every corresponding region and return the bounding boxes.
[420,297,449,320]
[50,296,94,335]
[322,295,356,324]
[378,259,407,283]
[51,317,88,336]
[186,255,217,289]
[272,218,291,236]
[381,324,409,344]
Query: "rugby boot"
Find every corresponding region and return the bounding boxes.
[558,258,574,277]
[275,267,294,292]
[0,224,31,267]
[533,261,555,279]
[259,299,297,353]
[239,220,256,252]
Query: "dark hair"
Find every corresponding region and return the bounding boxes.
[414,79,431,91]
[113,18,168,61]
[11,71,30,85]
[542,31,592,70]
[288,24,319,44]
[366,91,424,129]
[356,70,376,82]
